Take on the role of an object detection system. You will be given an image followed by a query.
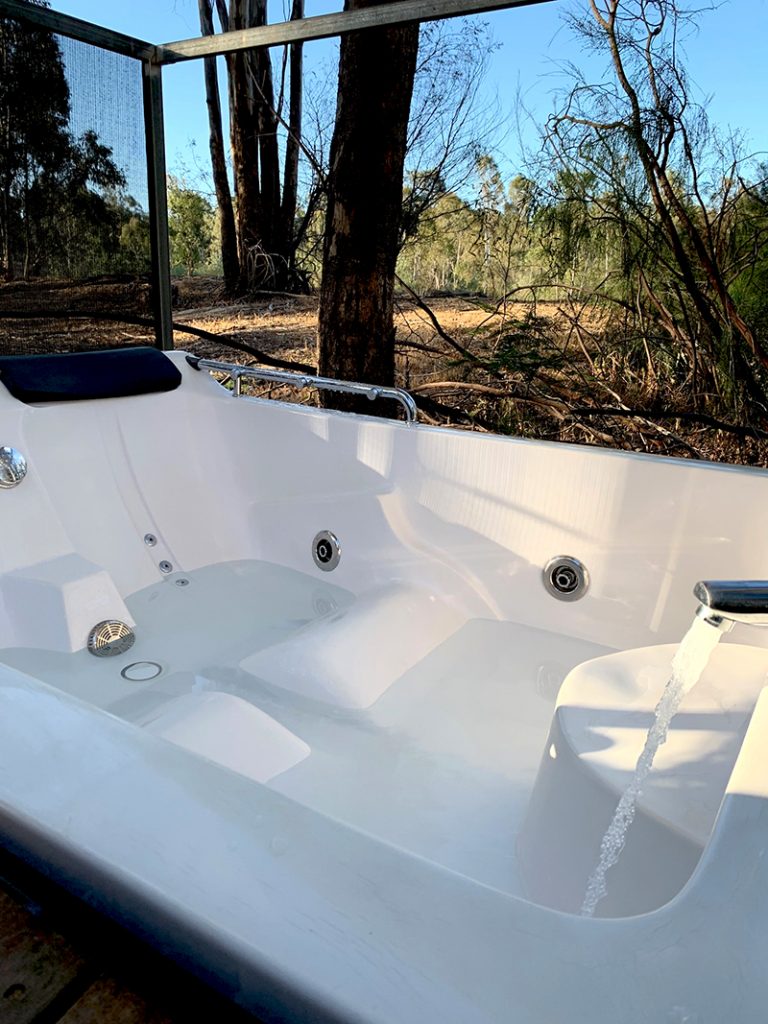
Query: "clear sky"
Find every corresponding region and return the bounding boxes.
[50,0,768,188]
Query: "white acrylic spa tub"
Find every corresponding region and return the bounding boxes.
[0,351,767,1022]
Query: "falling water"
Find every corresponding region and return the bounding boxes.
[580,614,725,918]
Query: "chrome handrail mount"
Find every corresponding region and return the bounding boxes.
[186,355,418,426]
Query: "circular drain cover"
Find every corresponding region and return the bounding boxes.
[121,661,162,681]
[87,620,136,658]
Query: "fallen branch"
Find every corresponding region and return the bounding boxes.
[174,293,309,319]
[173,304,262,320]
[0,309,315,374]
[573,406,768,442]
[414,394,496,431]
[395,277,501,376]
[584,380,702,458]
[395,338,446,357]
[170,322,315,373]
[412,379,570,420]
[411,380,508,397]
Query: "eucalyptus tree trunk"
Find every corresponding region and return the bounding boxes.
[1,184,11,281]
[281,0,304,276]
[228,0,265,292]
[223,0,303,292]
[198,0,238,293]
[318,2,419,406]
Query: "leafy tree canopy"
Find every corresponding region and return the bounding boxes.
[0,1,142,281]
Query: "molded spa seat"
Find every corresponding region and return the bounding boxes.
[240,584,464,709]
[518,642,768,917]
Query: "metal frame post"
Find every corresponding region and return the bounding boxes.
[142,59,174,351]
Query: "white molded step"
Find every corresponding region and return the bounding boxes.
[137,691,310,783]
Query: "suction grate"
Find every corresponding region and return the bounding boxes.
[87,620,136,658]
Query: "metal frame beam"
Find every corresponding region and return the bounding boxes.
[153,0,553,63]
[142,61,174,352]
[0,0,152,59]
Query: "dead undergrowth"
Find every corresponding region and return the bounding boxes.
[2,275,766,467]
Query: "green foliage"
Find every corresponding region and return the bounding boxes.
[32,130,129,277]
[397,158,554,298]
[167,177,214,277]
[729,172,768,341]
[489,313,567,379]
[399,192,481,293]
[0,4,146,281]
[115,197,151,274]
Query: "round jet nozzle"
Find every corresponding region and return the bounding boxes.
[543,556,589,601]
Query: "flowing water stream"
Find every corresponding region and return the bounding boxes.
[580,614,725,918]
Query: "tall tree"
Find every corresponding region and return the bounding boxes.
[203,0,305,293]
[0,2,126,281]
[0,1,69,279]
[280,0,304,264]
[198,0,238,293]
[317,4,419,403]
[399,19,496,246]
[547,0,768,412]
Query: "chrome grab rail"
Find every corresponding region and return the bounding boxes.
[186,355,418,425]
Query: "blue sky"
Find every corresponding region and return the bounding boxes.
[51,0,768,189]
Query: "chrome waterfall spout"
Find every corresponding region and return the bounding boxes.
[694,580,768,630]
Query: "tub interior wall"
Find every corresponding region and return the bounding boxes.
[190,368,768,651]
[1,355,766,653]
[1,354,767,910]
